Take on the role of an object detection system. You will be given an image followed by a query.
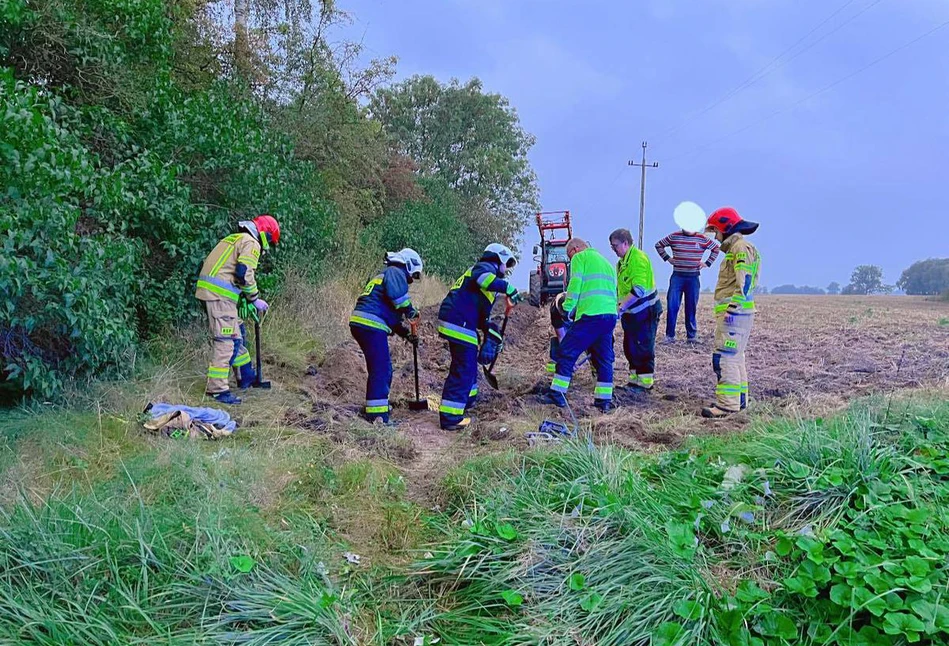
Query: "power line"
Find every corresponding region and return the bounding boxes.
[663,17,949,164]
[650,0,885,145]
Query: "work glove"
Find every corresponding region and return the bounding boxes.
[253,298,269,314]
[238,296,259,322]
[478,325,504,366]
[506,286,524,305]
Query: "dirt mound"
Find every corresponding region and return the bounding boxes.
[286,295,949,502]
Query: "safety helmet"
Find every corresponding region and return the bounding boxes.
[706,207,759,237]
[385,248,424,280]
[254,214,281,249]
[482,243,517,270]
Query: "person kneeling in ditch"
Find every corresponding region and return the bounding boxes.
[701,207,761,418]
[349,249,424,425]
[540,238,618,412]
[437,244,523,431]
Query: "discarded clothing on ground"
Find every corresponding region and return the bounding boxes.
[143,402,237,440]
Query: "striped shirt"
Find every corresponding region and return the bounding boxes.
[655,231,720,275]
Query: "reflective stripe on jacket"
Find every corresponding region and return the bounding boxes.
[713,234,761,314]
[437,261,512,345]
[195,233,261,303]
[350,265,418,334]
[617,246,657,314]
[563,248,618,320]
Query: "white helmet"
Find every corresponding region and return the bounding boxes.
[483,243,517,270]
[385,248,424,280]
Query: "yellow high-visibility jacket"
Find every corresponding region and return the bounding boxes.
[195,233,261,303]
[713,233,760,314]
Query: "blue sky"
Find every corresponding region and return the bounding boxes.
[338,0,949,290]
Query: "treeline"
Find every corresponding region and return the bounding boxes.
[0,0,538,396]
[768,259,949,297]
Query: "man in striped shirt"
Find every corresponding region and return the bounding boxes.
[654,228,720,343]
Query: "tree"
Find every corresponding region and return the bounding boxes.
[897,258,949,295]
[827,281,841,295]
[843,265,886,295]
[771,284,825,295]
[370,75,539,247]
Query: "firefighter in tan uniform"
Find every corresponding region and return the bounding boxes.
[701,207,760,418]
[195,215,281,405]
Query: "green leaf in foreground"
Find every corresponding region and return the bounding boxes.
[882,613,925,642]
[500,589,523,607]
[495,522,517,541]
[229,555,255,573]
[568,572,586,591]
[754,613,797,640]
[673,599,703,620]
[652,622,686,646]
[580,592,603,612]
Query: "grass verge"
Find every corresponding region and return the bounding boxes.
[1,391,947,644]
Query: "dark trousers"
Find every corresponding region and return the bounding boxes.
[232,322,257,387]
[622,303,660,378]
[439,340,479,427]
[666,272,700,339]
[551,314,616,401]
[350,325,392,422]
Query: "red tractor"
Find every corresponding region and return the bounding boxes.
[528,210,573,307]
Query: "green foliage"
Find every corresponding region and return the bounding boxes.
[399,397,949,645]
[843,264,890,295]
[365,178,484,279]
[827,281,841,295]
[371,75,539,247]
[0,0,335,396]
[898,258,949,296]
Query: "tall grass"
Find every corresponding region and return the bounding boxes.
[398,394,949,645]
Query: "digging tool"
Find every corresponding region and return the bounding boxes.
[252,317,271,389]
[483,298,515,390]
[407,319,428,411]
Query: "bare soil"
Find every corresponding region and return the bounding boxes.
[294,295,949,499]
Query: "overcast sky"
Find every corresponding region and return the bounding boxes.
[338,0,949,290]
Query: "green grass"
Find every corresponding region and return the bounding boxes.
[939,317,949,326]
[1,394,948,644]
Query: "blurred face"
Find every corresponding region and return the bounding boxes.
[706,226,724,242]
[609,238,630,258]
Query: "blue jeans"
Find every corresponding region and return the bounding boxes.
[666,272,700,339]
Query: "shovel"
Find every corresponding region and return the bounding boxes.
[483,297,515,390]
[252,318,271,389]
[407,319,428,411]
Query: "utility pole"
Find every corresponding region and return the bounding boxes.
[628,141,659,250]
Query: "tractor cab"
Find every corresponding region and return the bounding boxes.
[529,211,573,306]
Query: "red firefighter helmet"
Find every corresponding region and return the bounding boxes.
[706,207,759,237]
[254,214,281,247]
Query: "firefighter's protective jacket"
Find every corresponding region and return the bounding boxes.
[349,265,419,335]
[713,233,760,314]
[438,261,513,346]
[562,248,618,320]
[195,233,261,303]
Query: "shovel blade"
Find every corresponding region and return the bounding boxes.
[408,400,429,412]
[483,367,499,390]
[253,380,272,389]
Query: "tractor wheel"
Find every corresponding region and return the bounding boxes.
[529,271,541,307]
